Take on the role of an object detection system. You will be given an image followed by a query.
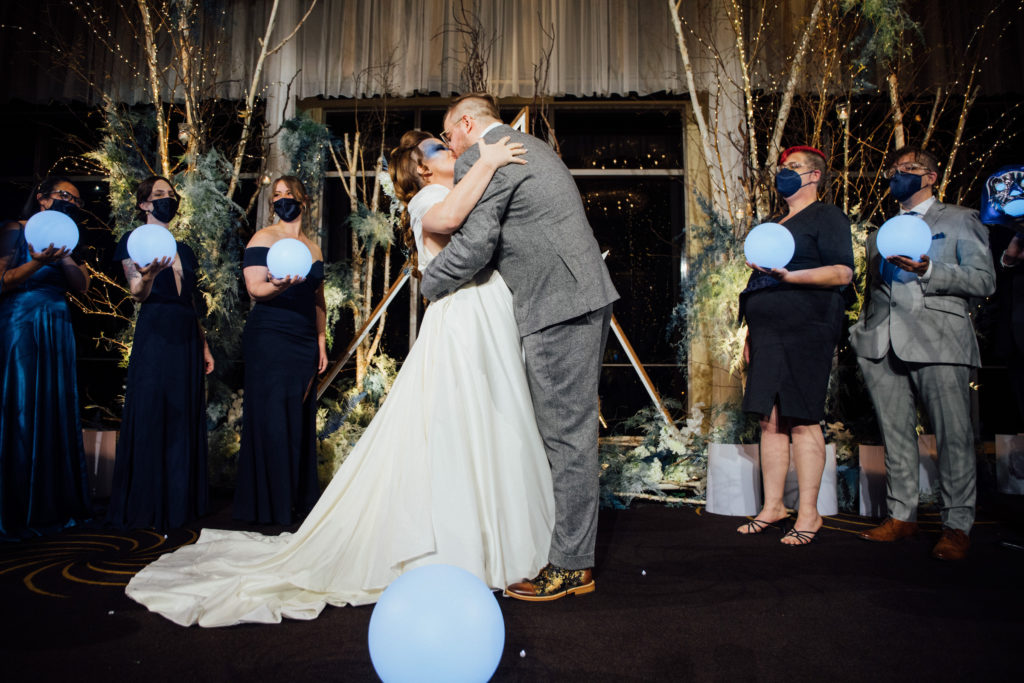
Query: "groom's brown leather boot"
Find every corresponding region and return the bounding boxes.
[504,563,595,602]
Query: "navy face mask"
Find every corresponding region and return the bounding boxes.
[48,199,80,223]
[888,172,924,203]
[273,197,303,222]
[774,168,810,198]
[149,196,179,224]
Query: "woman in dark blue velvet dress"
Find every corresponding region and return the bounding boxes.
[107,176,213,532]
[0,177,92,539]
[234,176,327,525]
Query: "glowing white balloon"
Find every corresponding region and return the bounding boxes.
[368,565,505,683]
[743,222,795,270]
[876,215,932,259]
[127,224,177,266]
[266,238,313,279]
[25,210,79,252]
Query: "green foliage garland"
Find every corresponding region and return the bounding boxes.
[86,103,158,239]
[669,194,749,375]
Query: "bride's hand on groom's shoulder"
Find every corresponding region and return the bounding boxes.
[478,136,527,169]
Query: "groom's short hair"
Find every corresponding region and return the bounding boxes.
[448,93,501,123]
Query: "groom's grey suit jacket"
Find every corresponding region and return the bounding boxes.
[419,125,619,334]
[849,201,995,366]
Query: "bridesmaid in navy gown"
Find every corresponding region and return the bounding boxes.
[234,176,327,524]
[0,177,92,539]
[107,176,213,532]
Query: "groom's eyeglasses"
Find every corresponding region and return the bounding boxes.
[440,115,469,146]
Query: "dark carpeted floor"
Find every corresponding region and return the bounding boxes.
[2,493,1022,682]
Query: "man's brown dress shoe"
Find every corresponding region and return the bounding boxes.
[858,518,919,542]
[932,527,970,560]
[504,563,595,602]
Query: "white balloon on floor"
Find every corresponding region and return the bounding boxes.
[368,564,505,683]
[743,222,795,270]
[876,215,932,259]
[25,210,79,252]
[266,238,313,279]
[127,224,177,266]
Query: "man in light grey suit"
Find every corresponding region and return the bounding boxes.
[420,94,618,600]
[851,146,995,560]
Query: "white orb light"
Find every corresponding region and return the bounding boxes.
[127,224,177,267]
[876,215,932,260]
[25,210,79,252]
[743,222,795,270]
[266,238,313,279]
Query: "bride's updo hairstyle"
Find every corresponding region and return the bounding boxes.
[388,130,434,277]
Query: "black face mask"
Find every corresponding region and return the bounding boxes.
[149,196,180,224]
[49,199,80,223]
[273,197,303,222]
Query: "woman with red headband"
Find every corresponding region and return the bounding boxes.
[737,145,855,545]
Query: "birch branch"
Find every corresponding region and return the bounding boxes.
[266,0,319,56]
[765,0,824,167]
[727,0,758,180]
[669,0,730,215]
[136,0,170,177]
[921,86,943,149]
[227,0,281,201]
[939,84,980,201]
[887,72,905,149]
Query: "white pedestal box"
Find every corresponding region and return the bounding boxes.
[706,444,761,516]
[995,434,1024,495]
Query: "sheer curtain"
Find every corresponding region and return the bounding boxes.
[0,0,687,104]
[2,0,1021,105]
[273,0,686,99]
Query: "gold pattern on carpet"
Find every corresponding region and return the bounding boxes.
[0,529,198,597]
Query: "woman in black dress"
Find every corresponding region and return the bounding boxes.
[738,146,854,545]
[234,176,326,524]
[108,176,213,531]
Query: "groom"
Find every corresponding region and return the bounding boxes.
[420,93,619,601]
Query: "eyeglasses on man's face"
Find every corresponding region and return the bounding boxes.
[440,115,470,147]
[778,161,807,172]
[884,162,933,179]
[48,189,84,207]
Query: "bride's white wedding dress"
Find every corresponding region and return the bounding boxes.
[125,183,555,627]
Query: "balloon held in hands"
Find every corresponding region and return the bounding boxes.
[25,210,79,252]
[266,238,313,279]
[127,224,177,266]
[744,222,795,270]
[368,564,505,683]
[876,215,932,259]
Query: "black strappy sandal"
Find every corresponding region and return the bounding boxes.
[781,528,818,545]
[738,518,782,535]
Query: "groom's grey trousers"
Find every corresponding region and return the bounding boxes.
[522,303,613,570]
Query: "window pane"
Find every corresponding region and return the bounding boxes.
[557,109,683,170]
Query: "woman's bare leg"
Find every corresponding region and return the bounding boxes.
[737,405,790,533]
[781,422,825,544]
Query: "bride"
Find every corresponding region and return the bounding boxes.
[125,132,555,627]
